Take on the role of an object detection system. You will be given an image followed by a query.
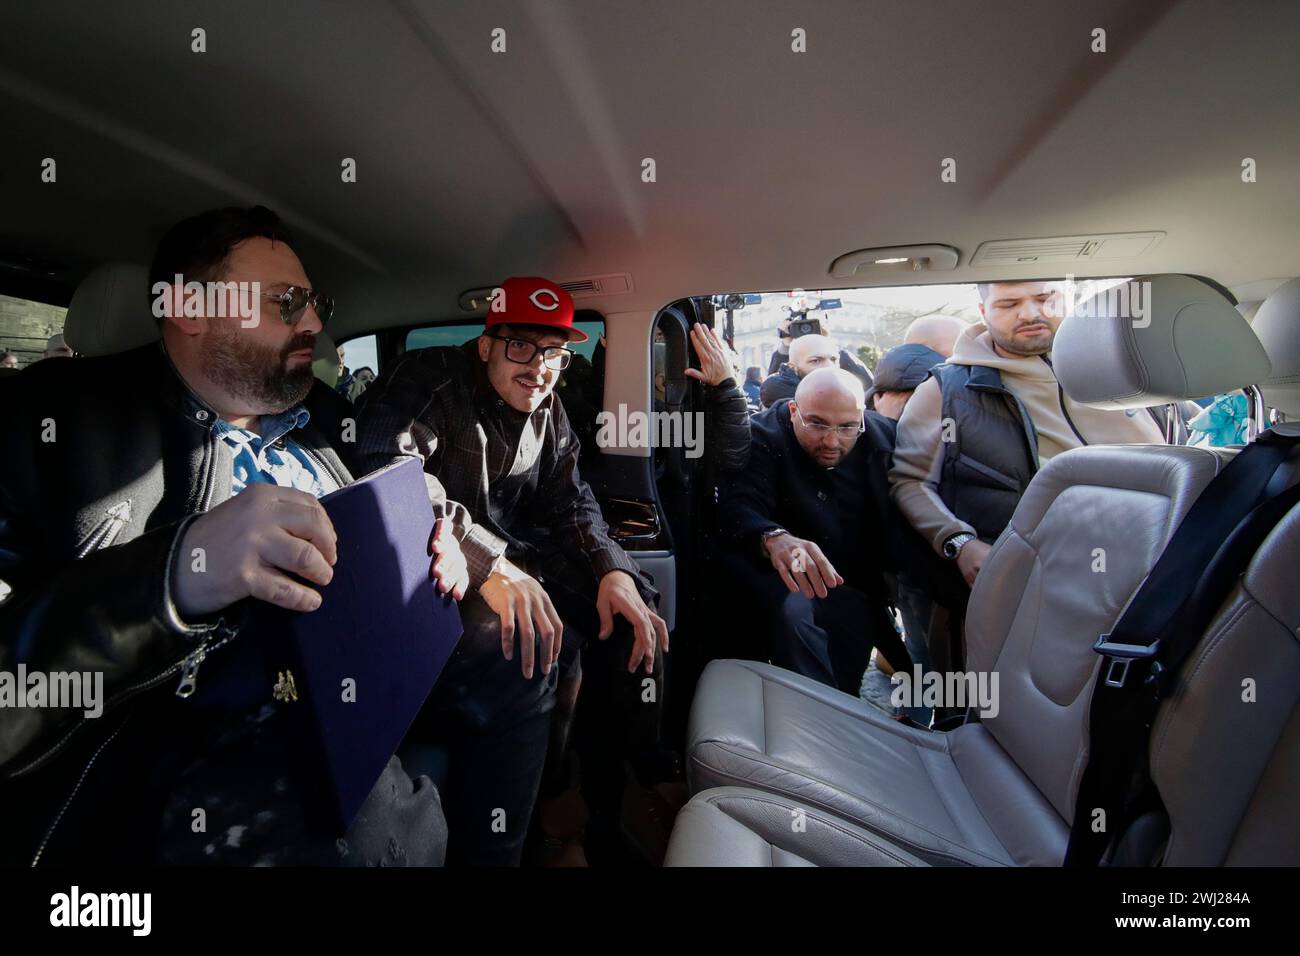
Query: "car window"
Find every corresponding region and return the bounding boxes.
[404,319,604,361]
[0,294,70,369]
[338,333,379,379]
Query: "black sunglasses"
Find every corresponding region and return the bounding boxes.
[261,286,334,326]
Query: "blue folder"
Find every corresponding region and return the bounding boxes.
[265,456,462,831]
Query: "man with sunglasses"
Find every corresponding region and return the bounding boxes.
[718,367,911,693]
[356,276,666,866]
[0,206,448,865]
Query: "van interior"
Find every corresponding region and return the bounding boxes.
[1,0,1297,870]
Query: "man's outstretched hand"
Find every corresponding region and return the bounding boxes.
[479,559,564,679]
[763,532,843,600]
[596,570,669,675]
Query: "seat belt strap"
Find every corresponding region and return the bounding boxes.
[1065,430,1300,866]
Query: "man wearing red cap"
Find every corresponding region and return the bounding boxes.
[356,277,667,866]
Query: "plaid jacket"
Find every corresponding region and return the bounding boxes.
[355,342,647,594]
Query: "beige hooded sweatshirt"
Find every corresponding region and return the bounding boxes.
[890,322,1166,554]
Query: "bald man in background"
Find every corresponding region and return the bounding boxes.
[719,368,911,692]
[42,333,74,359]
[759,333,841,408]
[903,314,967,359]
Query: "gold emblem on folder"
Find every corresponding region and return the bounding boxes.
[273,670,299,703]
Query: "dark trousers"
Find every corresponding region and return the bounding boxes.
[410,558,659,866]
[895,573,934,673]
[729,559,910,694]
[410,590,558,867]
[546,562,666,849]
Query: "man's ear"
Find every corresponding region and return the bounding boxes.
[477,334,492,362]
[159,283,206,338]
[977,302,986,319]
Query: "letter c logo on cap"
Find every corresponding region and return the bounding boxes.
[530,289,561,311]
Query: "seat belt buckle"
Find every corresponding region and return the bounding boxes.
[1093,635,1161,688]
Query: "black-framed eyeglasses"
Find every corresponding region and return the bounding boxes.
[486,334,574,370]
[262,286,334,327]
[793,406,865,439]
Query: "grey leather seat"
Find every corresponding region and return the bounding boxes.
[1157,275,1300,865]
[61,261,156,356]
[672,274,1292,867]
[665,787,927,867]
[1252,276,1300,423]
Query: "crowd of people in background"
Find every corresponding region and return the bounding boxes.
[0,333,78,371]
[723,281,1235,726]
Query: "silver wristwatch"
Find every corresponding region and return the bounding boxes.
[759,527,789,555]
[943,532,976,560]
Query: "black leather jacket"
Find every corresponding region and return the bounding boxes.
[699,377,752,475]
[0,343,357,862]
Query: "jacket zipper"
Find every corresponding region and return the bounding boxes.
[6,619,238,779]
[74,500,132,559]
[30,719,128,866]
[201,429,220,511]
[1057,382,1089,446]
[1040,355,1089,446]
[173,627,237,698]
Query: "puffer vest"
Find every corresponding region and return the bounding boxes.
[932,362,1039,543]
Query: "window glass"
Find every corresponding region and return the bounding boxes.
[0,294,70,369]
[339,334,378,379]
[404,319,604,359]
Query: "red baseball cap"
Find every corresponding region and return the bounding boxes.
[485,276,587,343]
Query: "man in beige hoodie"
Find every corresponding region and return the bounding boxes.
[890,280,1165,590]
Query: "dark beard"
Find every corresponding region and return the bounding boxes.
[990,326,1055,357]
[202,325,316,412]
